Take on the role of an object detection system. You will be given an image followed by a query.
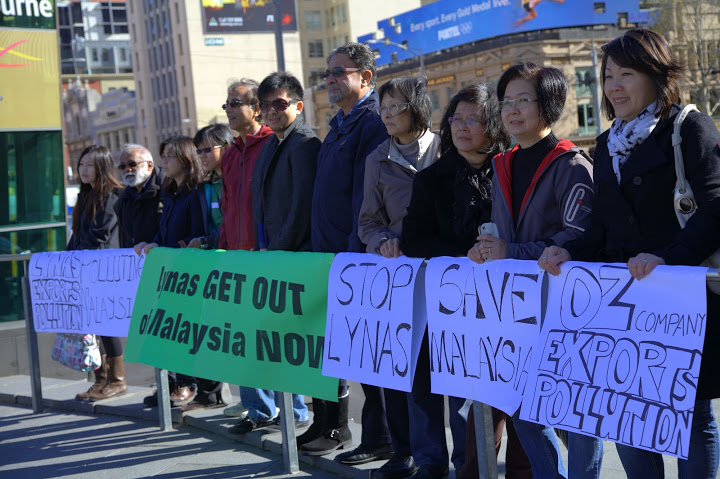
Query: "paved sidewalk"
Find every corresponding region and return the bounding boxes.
[0,375,715,478]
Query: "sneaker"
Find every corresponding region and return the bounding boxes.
[228,416,278,434]
[223,402,249,418]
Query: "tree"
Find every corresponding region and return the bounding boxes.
[648,0,720,115]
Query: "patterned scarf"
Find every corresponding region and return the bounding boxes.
[607,101,660,183]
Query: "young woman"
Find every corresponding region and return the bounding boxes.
[400,84,510,479]
[188,124,233,250]
[68,145,127,402]
[134,136,205,406]
[355,76,439,477]
[540,28,720,479]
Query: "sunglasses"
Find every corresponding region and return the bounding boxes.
[260,98,299,113]
[118,160,149,171]
[196,145,224,155]
[321,67,360,80]
[222,99,251,110]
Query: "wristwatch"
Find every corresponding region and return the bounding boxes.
[200,237,209,249]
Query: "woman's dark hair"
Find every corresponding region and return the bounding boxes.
[378,76,432,134]
[159,136,202,194]
[497,62,568,127]
[72,145,122,234]
[439,83,510,157]
[258,71,304,102]
[600,28,683,121]
[328,42,378,88]
[193,124,234,148]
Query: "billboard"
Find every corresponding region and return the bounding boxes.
[200,0,297,34]
[359,0,651,67]
[0,0,60,129]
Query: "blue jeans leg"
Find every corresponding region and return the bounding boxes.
[678,399,719,479]
[615,442,664,479]
[567,432,603,479]
[448,396,467,471]
[512,411,567,479]
[240,387,308,422]
[286,393,309,422]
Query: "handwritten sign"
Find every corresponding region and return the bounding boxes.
[425,257,543,414]
[519,262,707,459]
[323,254,426,392]
[124,247,339,402]
[29,249,144,336]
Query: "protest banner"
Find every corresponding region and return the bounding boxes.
[29,249,144,336]
[425,257,543,414]
[323,254,426,392]
[519,262,707,459]
[124,247,339,402]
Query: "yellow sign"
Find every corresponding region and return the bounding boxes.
[0,29,61,129]
[427,75,455,87]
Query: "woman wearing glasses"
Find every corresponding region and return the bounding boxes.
[467,63,599,479]
[400,83,510,479]
[187,124,233,250]
[68,145,125,402]
[357,76,439,479]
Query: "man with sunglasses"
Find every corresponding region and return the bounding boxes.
[217,78,274,252]
[300,42,393,462]
[114,143,164,248]
[226,72,321,435]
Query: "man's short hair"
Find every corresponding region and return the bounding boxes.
[227,78,260,105]
[120,144,153,166]
[328,42,377,88]
[258,72,304,102]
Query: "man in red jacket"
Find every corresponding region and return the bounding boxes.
[217,78,274,251]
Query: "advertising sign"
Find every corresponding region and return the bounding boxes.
[360,0,650,67]
[200,0,297,34]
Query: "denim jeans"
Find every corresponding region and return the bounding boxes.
[239,387,308,422]
[512,412,603,479]
[616,399,719,479]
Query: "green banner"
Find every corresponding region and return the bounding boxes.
[124,248,339,402]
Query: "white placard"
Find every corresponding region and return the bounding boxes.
[29,249,144,336]
[425,257,543,414]
[519,262,707,459]
[323,253,426,392]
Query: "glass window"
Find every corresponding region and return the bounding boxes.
[577,103,596,136]
[305,11,321,30]
[431,90,440,111]
[308,40,324,58]
[575,68,594,98]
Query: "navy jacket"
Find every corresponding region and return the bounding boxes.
[311,91,388,253]
[152,187,206,248]
[252,116,321,251]
[114,169,164,248]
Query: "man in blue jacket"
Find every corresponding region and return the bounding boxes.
[300,42,393,462]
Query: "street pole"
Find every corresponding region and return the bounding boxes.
[591,40,603,137]
[273,0,285,71]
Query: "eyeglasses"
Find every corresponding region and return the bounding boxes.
[321,67,359,80]
[118,160,149,170]
[222,99,251,110]
[448,117,482,128]
[380,103,410,115]
[259,98,299,113]
[498,97,538,111]
[196,145,224,155]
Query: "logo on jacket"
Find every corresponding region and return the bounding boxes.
[564,184,593,230]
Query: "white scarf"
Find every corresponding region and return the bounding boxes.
[607,101,660,183]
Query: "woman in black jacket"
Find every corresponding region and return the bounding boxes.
[540,28,720,479]
[400,84,511,479]
[68,145,127,401]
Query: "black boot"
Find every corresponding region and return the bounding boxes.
[297,397,326,448]
[300,392,352,456]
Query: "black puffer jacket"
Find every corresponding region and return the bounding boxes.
[114,169,163,248]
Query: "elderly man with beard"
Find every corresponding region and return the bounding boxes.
[114,144,164,248]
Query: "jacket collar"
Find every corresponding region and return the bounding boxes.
[384,129,439,172]
[329,90,380,133]
[234,124,274,151]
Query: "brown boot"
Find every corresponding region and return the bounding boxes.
[90,355,128,401]
[76,354,107,400]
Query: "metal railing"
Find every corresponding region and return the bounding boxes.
[8,251,720,479]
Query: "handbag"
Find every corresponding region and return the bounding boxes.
[672,104,720,294]
[51,333,102,372]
